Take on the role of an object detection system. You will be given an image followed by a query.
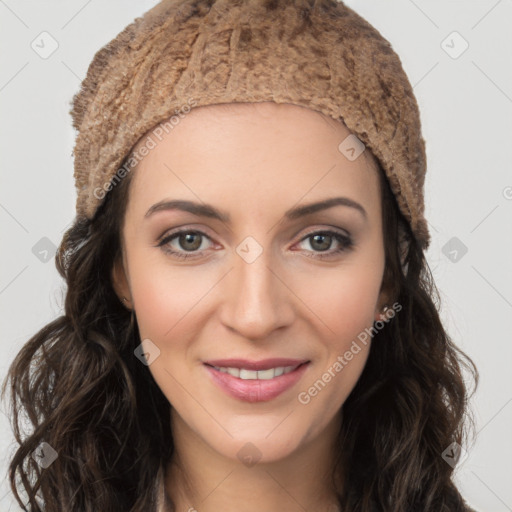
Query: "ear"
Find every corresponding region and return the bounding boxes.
[111,254,132,308]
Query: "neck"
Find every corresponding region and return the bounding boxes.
[164,411,343,512]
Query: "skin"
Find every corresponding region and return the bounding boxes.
[112,102,390,512]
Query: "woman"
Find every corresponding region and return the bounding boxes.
[1,0,478,510]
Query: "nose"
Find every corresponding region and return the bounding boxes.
[218,245,295,341]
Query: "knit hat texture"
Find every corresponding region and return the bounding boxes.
[70,0,431,250]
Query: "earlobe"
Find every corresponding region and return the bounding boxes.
[375,288,393,322]
[375,304,388,322]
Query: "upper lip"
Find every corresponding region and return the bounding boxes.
[204,358,309,371]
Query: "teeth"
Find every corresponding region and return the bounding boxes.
[273,366,284,377]
[213,365,299,380]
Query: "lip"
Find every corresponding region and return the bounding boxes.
[203,360,310,403]
[203,358,309,371]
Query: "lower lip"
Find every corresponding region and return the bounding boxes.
[204,363,310,403]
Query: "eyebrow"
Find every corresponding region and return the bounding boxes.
[144,197,367,222]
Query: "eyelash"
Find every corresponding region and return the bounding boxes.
[157,228,354,261]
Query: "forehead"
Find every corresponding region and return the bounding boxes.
[127,101,381,221]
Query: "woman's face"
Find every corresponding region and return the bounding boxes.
[113,102,387,464]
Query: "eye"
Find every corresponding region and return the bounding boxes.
[156,228,354,261]
[294,229,354,259]
[157,229,214,260]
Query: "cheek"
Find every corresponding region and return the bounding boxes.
[127,257,213,407]
[293,259,384,345]
[292,259,383,408]
[128,250,215,341]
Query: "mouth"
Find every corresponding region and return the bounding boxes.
[203,359,310,402]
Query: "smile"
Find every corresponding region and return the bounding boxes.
[203,361,310,402]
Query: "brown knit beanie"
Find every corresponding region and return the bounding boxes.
[69,0,431,250]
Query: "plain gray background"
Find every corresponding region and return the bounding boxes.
[1,1,511,510]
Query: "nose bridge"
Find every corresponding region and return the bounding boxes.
[219,238,293,339]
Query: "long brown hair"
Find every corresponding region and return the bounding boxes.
[1,149,478,511]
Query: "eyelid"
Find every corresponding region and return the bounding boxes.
[295,225,351,240]
[156,224,215,242]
